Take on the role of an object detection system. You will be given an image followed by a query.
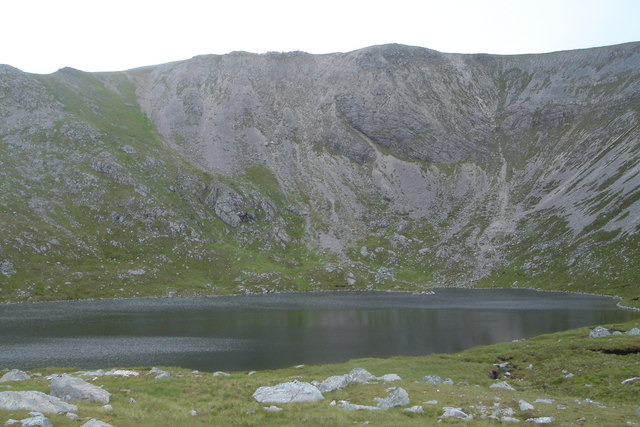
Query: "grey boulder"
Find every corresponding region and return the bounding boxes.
[0,391,77,413]
[423,375,452,385]
[0,369,31,382]
[346,368,377,384]
[377,373,401,382]
[519,400,535,411]
[339,402,381,411]
[525,417,555,424]
[18,413,52,427]
[627,328,640,336]
[50,375,111,404]
[253,380,324,403]
[403,405,424,414]
[317,375,351,393]
[589,326,611,338]
[441,407,472,420]
[374,387,410,410]
[80,419,114,427]
[490,381,516,391]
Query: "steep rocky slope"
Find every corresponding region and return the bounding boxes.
[1,42,639,304]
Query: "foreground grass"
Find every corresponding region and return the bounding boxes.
[1,319,639,426]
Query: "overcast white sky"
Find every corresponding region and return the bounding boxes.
[3,0,640,74]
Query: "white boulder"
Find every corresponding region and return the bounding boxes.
[253,380,324,403]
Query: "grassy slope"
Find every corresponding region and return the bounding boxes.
[1,318,638,426]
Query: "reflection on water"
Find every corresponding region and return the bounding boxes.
[0,289,637,371]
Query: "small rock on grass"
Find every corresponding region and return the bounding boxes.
[80,419,114,427]
[489,381,516,391]
[19,414,52,427]
[525,417,555,424]
[502,416,521,423]
[213,371,230,377]
[377,373,401,382]
[189,410,198,416]
[374,387,410,410]
[403,405,424,414]
[263,405,283,412]
[588,326,610,338]
[441,407,472,420]
[534,399,555,404]
[621,377,639,385]
[423,375,453,385]
[519,400,535,411]
[253,380,323,403]
[340,402,380,411]
[626,328,640,336]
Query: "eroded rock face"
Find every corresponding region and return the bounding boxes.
[2,42,640,300]
[50,375,111,404]
[0,391,77,413]
[252,380,324,403]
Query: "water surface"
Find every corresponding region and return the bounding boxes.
[0,289,636,371]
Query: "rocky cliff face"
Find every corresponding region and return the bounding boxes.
[1,43,639,305]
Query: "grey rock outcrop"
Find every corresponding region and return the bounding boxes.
[346,368,377,384]
[0,261,15,278]
[490,381,516,391]
[252,380,324,403]
[50,375,111,404]
[18,413,52,427]
[626,328,640,336]
[525,417,555,424]
[374,387,410,410]
[519,400,535,411]
[377,373,401,382]
[80,419,114,427]
[0,391,77,413]
[317,375,351,393]
[0,369,30,382]
[423,375,452,386]
[589,326,611,338]
[441,407,472,420]
[339,402,381,411]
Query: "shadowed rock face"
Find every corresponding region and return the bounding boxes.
[1,43,639,300]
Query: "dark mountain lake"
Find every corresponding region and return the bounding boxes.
[1,289,637,371]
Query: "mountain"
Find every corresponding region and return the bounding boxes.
[1,42,639,305]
